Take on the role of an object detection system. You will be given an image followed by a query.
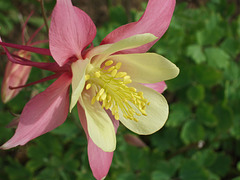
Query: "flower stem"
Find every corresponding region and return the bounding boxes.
[40,0,49,34]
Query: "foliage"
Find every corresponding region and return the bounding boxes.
[0,0,240,179]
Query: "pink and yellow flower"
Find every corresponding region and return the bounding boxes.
[0,0,178,179]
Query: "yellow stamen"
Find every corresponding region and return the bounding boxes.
[105,60,113,66]
[98,88,105,97]
[85,74,90,81]
[91,96,96,104]
[86,83,92,90]
[123,76,132,84]
[101,92,107,101]
[85,61,149,121]
[111,69,118,77]
[115,113,120,120]
[129,87,137,92]
[116,72,127,78]
[95,71,101,78]
[107,66,115,72]
[115,62,122,70]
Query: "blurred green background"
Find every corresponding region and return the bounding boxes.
[0,0,240,179]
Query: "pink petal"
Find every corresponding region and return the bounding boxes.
[88,139,113,180]
[49,0,96,66]
[1,73,72,149]
[101,0,176,53]
[142,81,167,94]
[77,104,119,180]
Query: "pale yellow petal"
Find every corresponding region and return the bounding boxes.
[85,44,112,60]
[93,33,158,66]
[70,59,90,112]
[110,53,179,83]
[119,83,169,135]
[80,89,116,152]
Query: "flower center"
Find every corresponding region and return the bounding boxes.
[85,60,149,122]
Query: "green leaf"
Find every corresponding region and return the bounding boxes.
[154,160,178,178]
[220,37,240,57]
[191,65,222,87]
[0,16,14,36]
[51,119,80,142]
[187,84,205,105]
[167,103,191,127]
[196,26,224,46]
[150,128,179,152]
[0,112,14,142]
[151,171,170,180]
[208,153,231,177]
[214,104,233,133]
[196,13,225,46]
[0,1,12,10]
[196,103,218,127]
[205,47,230,69]
[224,61,240,81]
[230,115,240,139]
[181,120,205,144]
[116,173,135,180]
[124,145,149,171]
[166,63,192,91]
[179,160,208,180]
[187,45,206,64]
[237,161,240,171]
[237,15,240,37]
[109,5,128,25]
[35,168,60,180]
[5,159,32,180]
[192,149,217,167]
[232,177,240,180]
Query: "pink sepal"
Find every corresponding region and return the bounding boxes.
[142,81,167,94]
[77,104,119,180]
[101,0,176,54]
[1,73,72,149]
[49,0,96,66]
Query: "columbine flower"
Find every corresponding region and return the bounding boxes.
[0,0,178,179]
[1,12,47,103]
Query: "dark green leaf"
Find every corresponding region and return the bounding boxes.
[187,44,206,64]
[205,47,230,69]
[187,84,205,104]
[179,160,208,180]
[167,103,191,127]
[181,120,205,144]
[196,103,218,127]
[208,153,231,177]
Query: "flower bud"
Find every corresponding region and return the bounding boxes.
[1,50,31,103]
